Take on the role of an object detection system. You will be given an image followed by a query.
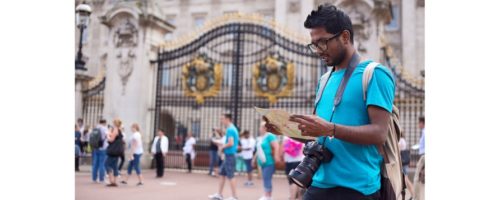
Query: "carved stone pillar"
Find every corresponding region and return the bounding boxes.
[99,1,174,167]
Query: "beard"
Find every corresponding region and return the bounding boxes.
[328,44,346,67]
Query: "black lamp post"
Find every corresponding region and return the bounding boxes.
[75,2,92,71]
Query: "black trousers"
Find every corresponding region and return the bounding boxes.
[185,154,192,172]
[75,156,80,171]
[303,186,380,200]
[155,153,165,177]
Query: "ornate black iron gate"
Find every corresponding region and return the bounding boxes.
[153,15,424,170]
[153,17,322,170]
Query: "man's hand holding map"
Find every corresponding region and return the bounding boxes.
[254,107,316,141]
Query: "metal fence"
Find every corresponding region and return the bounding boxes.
[153,18,424,171]
[82,78,106,132]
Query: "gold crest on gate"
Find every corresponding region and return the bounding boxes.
[253,54,294,104]
[182,54,222,104]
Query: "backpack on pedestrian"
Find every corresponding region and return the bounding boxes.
[362,62,407,200]
[89,128,104,150]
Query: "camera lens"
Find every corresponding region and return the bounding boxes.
[287,141,333,188]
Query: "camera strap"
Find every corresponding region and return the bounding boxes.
[313,52,360,118]
[313,52,360,145]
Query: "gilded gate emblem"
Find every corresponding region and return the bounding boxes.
[253,54,294,104]
[182,54,222,104]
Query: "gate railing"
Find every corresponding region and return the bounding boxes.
[153,13,425,171]
[82,77,106,130]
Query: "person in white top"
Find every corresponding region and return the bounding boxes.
[121,123,144,185]
[183,131,196,173]
[414,116,425,200]
[151,129,169,178]
[281,136,305,200]
[239,130,256,186]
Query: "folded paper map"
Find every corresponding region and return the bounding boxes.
[254,107,316,141]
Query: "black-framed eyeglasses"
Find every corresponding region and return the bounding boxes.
[307,32,342,53]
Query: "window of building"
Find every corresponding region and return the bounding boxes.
[193,14,206,28]
[166,15,176,26]
[164,33,173,41]
[223,10,238,15]
[386,4,400,31]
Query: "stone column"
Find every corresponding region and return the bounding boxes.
[402,0,417,74]
[100,2,174,167]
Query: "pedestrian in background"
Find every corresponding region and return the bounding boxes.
[235,138,246,176]
[208,114,240,200]
[117,126,127,176]
[240,130,256,186]
[81,125,90,156]
[75,124,82,172]
[121,123,144,186]
[253,121,280,200]
[183,131,196,173]
[398,133,415,197]
[208,129,221,177]
[151,129,169,178]
[91,119,108,183]
[414,116,425,200]
[105,119,125,187]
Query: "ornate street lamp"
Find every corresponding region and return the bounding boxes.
[75,2,92,71]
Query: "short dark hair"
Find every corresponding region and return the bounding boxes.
[99,119,106,124]
[419,116,425,124]
[223,113,232,121]
[242,130,249,135]
[304,3,354,44]
[158,128,165,133]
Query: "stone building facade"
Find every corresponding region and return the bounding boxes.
[75,0,424,167]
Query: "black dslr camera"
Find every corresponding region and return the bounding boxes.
[288,140,333,188]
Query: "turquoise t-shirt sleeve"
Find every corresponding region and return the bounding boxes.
[268,133,277,143]
[366,66,395,113]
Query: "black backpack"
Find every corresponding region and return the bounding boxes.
[89,128,104,149]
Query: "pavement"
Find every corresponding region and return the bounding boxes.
[76,165,417,200]
[75,165,292,200]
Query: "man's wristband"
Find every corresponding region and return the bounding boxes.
[331,123,336,138]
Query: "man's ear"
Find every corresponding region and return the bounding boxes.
[341,30,350,45]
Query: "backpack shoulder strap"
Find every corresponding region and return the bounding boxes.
[314,71,332,106]
[362,61,380,101]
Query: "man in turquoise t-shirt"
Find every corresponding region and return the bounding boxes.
[266,4,395,200]
[208,114,240,200]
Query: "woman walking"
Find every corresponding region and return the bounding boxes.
[183,131,196,173]
[253,121,280,200]
[121,123,144,186]
[105,119,125,187]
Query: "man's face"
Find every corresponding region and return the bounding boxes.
[220,116,228,126]
[158,130,164,136]
[309,27,347,66]
[419,122,425,129]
